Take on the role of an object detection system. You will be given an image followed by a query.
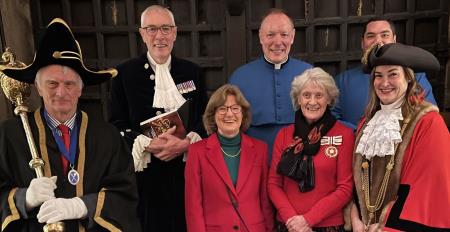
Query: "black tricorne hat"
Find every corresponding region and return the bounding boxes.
[0,18,116,85]
[362,43,440,73]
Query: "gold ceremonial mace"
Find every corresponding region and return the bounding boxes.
[0,48,64,232]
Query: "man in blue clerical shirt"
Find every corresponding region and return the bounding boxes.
[333,18,436,129]
[229,8,312,158]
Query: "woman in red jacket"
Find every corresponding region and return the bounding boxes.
[185,84,274,232]
[268,68,354,232]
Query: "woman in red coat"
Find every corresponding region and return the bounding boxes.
[185,84,274,232]
[268,68,354,232]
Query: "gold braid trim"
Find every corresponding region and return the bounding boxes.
[375,102,439,225]
[94,188,121,232]
[76,112,87,197]
[77,111,88,232]
[1,188,20,231]
[361,42,380,65]
[35,109,90,232]
[354,102,438,225]
[35,108,52,177]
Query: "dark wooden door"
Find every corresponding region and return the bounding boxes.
[29,0,449,121]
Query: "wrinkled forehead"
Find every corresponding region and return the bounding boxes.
[142,8,174,26]
[301,81,326,93]
[260,13,294,31]
[37,65,81,83]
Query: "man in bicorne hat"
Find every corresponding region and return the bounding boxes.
[0,18,140,231]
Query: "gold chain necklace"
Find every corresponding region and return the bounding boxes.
[220,147,241,158]
[361,116,410,227]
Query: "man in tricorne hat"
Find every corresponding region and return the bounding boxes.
[0,18,140,231]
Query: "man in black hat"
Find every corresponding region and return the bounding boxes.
[0,18,140,231]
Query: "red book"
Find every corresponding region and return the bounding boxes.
[139,101,189,139]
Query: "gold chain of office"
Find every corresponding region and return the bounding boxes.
[361,116,410,227]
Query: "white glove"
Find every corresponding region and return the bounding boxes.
[132,134,152,172]
[25,176,57,210]
[183,132,202,161]
[37,197,88,223]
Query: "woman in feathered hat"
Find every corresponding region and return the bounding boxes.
[350,43,450,231]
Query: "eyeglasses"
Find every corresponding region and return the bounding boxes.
[141,25,176,35]
[216,105,242,115]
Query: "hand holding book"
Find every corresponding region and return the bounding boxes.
[139,100,190,139]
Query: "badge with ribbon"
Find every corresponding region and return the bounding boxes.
[321,135,342,158]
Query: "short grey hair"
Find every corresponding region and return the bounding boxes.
[290,67,339,110]
[140,5,176,27]
[35,65,83,88]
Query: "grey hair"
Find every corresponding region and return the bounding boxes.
[140,5,176,27]
[290,67,339,110]
[35,65,83,88]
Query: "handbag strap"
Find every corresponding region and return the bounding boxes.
[226,187,250,232]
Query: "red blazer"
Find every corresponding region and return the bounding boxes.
[185,133,274,232]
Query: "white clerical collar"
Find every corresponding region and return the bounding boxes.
[264,55,288,70]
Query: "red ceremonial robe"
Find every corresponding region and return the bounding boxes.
[354,103,450,231]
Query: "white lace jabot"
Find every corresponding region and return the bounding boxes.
[148,53,186,112]
[355,97,405,160]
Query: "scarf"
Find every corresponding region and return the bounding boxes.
[277,108,336,192]
[148,53,186,112]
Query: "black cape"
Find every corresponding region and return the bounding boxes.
[0,109,140,232]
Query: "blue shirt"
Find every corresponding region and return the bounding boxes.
[229,56,312,157]
[332,66,437,129]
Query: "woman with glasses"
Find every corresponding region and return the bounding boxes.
[268,68,354,232]
[185,84,274,232]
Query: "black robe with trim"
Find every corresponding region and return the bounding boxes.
[109,54,207,232]
[0,109,140,232]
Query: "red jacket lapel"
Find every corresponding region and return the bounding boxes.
[204,134,237,197]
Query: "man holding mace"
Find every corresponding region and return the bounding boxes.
[0,18,140,231]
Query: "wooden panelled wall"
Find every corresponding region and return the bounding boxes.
[4,0,447,121]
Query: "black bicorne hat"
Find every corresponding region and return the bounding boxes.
[362,43,440,73]
[0,18,116,85]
